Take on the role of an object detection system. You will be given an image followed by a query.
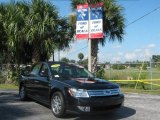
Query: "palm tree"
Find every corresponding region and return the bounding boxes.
[24,0,59,63]
[0,4,8,63]
[25,0,73,63]
[0,2,26,63]
[71,0,125,73]
[0,0,73,64]
[78,52,84,64]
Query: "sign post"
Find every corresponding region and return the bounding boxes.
[76,3,103,72]
[88,6,92,72]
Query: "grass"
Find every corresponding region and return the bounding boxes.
[121,88,160,95]
[112,81,160,95]
[105,68,160,80]
[0,84,18,90]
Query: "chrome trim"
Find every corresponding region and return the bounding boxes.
[87,88,120,97]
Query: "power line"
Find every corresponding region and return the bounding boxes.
[127,6,160,26]
[72,6,160,55]
[48,0,140,2]
[59,3,160,57]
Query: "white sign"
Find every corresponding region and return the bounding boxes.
[90,5,103,38]
[76,4,89,39]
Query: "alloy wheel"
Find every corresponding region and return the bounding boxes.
[51,95,62,114]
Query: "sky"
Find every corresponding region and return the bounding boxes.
[1,0,160,63]
[51,0,160,63]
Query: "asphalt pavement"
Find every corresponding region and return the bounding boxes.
[0,90,160,120]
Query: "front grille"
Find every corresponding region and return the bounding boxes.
[87,88,120,97]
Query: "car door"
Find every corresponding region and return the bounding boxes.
[26,63,42,97]
[34,63,51,103]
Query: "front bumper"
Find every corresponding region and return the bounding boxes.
[67,94,124,113]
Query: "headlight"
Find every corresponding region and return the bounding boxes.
[68,88,89,98]
[118,87,123,94]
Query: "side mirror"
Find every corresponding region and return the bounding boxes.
[40,70,49,78]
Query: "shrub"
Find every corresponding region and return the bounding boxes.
[112,64,126,70]
[96,67,105,79]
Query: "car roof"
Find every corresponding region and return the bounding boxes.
[47,61,68,65]
[40,61,84,68]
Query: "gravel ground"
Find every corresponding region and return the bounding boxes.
[0,90,160,120]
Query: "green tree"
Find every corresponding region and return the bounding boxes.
[152,55,160,70]
[96,66,105,79]
[25,0,73,63]
[78,52,84,64]
[0,0,73,64]
[70,59,76,63]
[0,2,25,63]
[70,0,125,73]
[0,0,73,83]
[81,59,88,69]
[112,64,125,70]
[61,57,70,63]
[0,12,7,63]
[152,55,160,62]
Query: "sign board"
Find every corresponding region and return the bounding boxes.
[76,4,89,39]
[90,3,103,38]
[76,3,103,39]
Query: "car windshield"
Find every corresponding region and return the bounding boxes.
[49,63,94,78]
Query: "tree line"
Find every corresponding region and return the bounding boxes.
[0,0,73,64]
[0,0,125,73]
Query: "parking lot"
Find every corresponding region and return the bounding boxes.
[0,90,160,120]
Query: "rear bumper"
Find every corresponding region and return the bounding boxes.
[67,94,124,113]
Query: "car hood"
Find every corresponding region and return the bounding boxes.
[59,78,119,90]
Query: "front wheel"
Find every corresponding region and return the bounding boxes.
[19,85,28,101]
[51,92,66,118]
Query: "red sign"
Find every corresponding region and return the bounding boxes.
[90,3,103,38]
[76,4,89,39]
[76,3,103,40]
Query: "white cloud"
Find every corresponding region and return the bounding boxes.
[134,49,142,53]
[59,51,69,58]
[98,52,114,62]
[124,48,152,61]
[112,57,121,62]
[144,49,151,57]
[147,43,156,48]
[117,52,123,56]
[56,40,88,59]
[124,52,136,60]
[84,55,88,59]
[112,45,121,49]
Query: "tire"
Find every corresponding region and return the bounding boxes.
[51,92,66,118]
[19,85,28,101]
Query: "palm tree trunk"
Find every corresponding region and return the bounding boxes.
[32,40,40,63]
[91,39,99,73]
[52,50,54,62]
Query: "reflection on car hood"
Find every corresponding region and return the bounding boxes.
[60,78,119,90]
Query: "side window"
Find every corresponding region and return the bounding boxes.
[39,64,49,77]
[30,64,42,76]
[77,68,88,77]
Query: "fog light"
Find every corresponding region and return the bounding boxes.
[77,106,90,112]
